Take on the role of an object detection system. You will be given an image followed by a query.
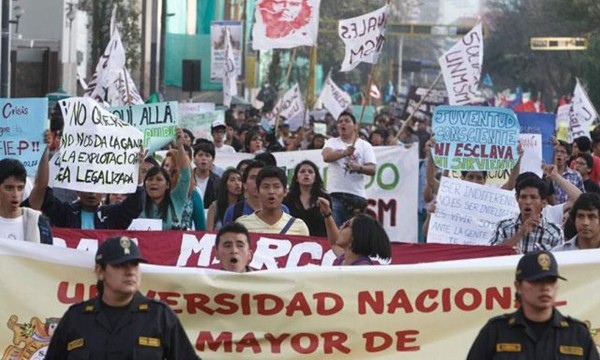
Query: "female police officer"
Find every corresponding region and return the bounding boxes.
[44,236,200,359]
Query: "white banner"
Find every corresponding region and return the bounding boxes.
[215,146,419,243]
[210,21,243,81]
[49,97,143,193]
[338,5,389,72]
[438,23,483,105]
[252,0,321,50]
[223,27,238,109]
[569,79,598,141]
[428,177,518,245]
[317,73,352,119]
[271,84,306,130]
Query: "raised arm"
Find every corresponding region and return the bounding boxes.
[501,142,524,190]
[27,146,50,210]
[317,197,343,257]
[176,128,190,169]
[544,164,581,210]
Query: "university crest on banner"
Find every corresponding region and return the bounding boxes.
[252,0,321,50]
[1,315,61,360]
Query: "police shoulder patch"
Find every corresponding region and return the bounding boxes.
[496,343,521,352]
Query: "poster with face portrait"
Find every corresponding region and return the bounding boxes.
[252,0,321,50]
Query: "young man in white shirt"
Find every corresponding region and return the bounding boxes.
[0,159,52,243]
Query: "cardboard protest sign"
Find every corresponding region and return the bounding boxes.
[428,177,519,245]
[252,0,321,50]
[338,4,389,72]
[431,106,520,171]
[0,98,47,175]
[110,102,178,153]
[317,73,352,119]
[178,110,225,142]
[438,23,483,105]
[210,21,243,81]
[49,97,143,193]
[569,79,598,141]
[1,239,599,359]
[517,111,555,164]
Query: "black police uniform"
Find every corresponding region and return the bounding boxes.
[44,292,199,360]
[467,250,600,360]
[44,236,200,360]
[467,308,599,359]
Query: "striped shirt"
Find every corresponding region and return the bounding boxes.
[490,215,563,253]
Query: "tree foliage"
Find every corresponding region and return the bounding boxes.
[79,0,141,75]
[485,0,600,108]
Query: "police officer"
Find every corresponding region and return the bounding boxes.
[467,250,599,359]
[44,236,200,360]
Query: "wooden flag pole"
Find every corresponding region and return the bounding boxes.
[302,46,317,128]
[285,48,297,87]
[123,68,132,105]
[392,72,442,142]
[352,63,376,146]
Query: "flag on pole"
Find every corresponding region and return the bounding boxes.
[223,27,238,108]
[338,5,389,72]
[438,22,483,105]
[252,0,321,50]
[568,78,598,141]
[271,84,306,130]
[317,73,352,119]
[370,83,381,100]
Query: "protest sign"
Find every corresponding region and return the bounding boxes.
[0,98,47,175]
[270,84,306,130]
[556,104,570,142]
[431,106,520,171]
[179,103,215,115]
[519,133,543,177]
[48,97,143,193]
[402,86,448,121]
[338,4,389,72]
[178,110,225,142]
[317,73,352,119]
[210,21,243,81]
[110,102,178,153]
[51,228,515,268]
[517,111,555,164]
[427,177,519,245]
[252,0,321,50]
[215,146,419,243]
[1,239,598,359]
[127,219,162,231]
[569,79,598,141]
[438,23,483,105]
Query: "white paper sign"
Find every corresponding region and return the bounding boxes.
[519,133,543,177]
[128,218,163,231]
[438,23,483,105]
[338,4,389,72]
[49,97,143,194]
[252,0,321,50]
[428,177,519,245]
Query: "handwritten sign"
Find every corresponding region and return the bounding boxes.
[49,97,143,193]
[338,4,389,72]
[0,98,47,175]
[432,106,520,171]
[110,102,178,153]
[519,133,543,177]
[178,109,224,142]
[428,177,519,245]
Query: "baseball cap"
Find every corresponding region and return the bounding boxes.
[211,119,227,131]
[515,250,566,282]
[95,236,148,265]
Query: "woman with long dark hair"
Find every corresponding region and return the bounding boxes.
[283,160,330,237]
[140,129,191,230]
[206,169,243,231]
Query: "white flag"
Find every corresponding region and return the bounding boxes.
[569,78,598,141]
[107,68,144,106]
[223,28,238,108]
[272,84,305,130]
[338,5,389,72]
[317,73,352,119]
[252,0,321,50]
[438,23,483,105]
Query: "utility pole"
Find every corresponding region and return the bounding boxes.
[1,0,11,97]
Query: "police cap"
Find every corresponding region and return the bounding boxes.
[95,236,148,265]
[515,250,566,282]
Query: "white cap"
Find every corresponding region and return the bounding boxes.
[211,119,226,130]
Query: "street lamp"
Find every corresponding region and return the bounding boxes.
[10,5,24,34]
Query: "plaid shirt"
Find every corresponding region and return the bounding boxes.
[553,167,585,204]
[490,215,563,253]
